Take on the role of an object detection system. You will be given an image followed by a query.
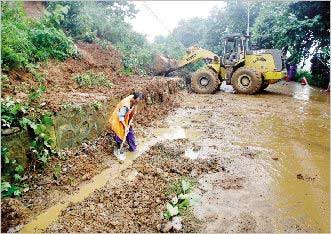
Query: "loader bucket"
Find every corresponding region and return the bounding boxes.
[153,54,179,75]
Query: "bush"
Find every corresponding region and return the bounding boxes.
[30,24,75,61]
[1,2,75,71]
[310,50,330,88]
[1,97,27,129]
[295,69,328,88]
[73,71,113,88]
[1,147,28,198]
[294,70,312,83]
[45,1,156,75]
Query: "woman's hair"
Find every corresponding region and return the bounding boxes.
[133,91,144,100]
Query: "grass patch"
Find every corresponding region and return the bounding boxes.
[73,71,112,88]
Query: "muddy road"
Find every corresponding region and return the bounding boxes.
[19,81,329,233]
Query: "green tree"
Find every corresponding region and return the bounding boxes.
[252,1,330,64]
[172,17,207,47]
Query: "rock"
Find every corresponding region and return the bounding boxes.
[162,221,173,233]
[156,167,164,174]
[297,174,304,180]
[2,127,21,135]
[147,95,153,105]
[82,173,91,181]
[271,157,279,161]
[171,216,183,231]
[1,198,30,233]
[190,169,197,177]
[7,224,23,233]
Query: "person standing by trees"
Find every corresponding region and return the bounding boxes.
[108,92,144,160]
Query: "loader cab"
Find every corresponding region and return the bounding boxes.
[223,34,250,65]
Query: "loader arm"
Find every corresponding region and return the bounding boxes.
[177,46,221,69]
[153,46,221,75]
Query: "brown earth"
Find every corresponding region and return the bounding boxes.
[23,1,46,20]
[1,40,329,233]
[2,41,179,117]
[46,139,219,233]
[1,198,30,233]
[1,42,182,232]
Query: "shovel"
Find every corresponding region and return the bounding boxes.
[114,115,134,161]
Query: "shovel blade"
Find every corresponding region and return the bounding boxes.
[114,148,126,161]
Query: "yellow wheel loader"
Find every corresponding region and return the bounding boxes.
[154,34,287,94]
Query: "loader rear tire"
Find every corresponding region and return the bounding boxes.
[191,69,220,94]
[232,67,262,95]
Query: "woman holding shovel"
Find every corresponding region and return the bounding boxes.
[109,92,144,160]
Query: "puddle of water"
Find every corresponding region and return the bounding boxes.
[20,202,68,233]
[127,126,202,160]
[154,126,186,140]
[228,82,330,231]
[153,126,202,140]
[269,81,330,103]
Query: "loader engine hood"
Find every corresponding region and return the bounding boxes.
[246,49,284,71]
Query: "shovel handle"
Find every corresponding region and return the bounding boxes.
[119,116,134,151]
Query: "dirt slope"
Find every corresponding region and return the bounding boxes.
[3,41,178,113]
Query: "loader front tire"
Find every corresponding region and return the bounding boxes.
[191,69,220,94]
[232,67,262,95]
[260,82,269,91]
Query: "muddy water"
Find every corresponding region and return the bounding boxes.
[261,82,330,232]
[172,81,329,232]
[20,126,201,233]
[229,82,330,232]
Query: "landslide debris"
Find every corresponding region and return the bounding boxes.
[1,198,30,233]
[2,41,181,113]
[46,139,221,233]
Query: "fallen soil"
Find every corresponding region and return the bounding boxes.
[2,41,179,115]
[46,139,219,232]
[1,41,183,232]
[1,96,180,233]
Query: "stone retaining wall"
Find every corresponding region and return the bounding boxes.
[2,77,184,166]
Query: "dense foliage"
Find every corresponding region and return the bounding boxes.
[45,1,154,74]
[1,2,75,71]
[1,92,57,197]
[158,0,329,87]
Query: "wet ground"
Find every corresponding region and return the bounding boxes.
[17,81,330,233]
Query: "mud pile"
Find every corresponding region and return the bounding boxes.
[14,135,115,219]
[3,42,182,114]
[46,139,220,233]
[153,54,178,75]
